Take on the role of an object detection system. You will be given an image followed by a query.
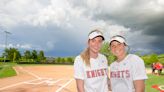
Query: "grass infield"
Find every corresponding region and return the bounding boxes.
[146,73,164,92]
[0,62,17,78]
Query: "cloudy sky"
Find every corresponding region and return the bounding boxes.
[0,0,164,57]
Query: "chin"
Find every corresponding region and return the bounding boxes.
[93,50,99,53]
[94,51,99,53]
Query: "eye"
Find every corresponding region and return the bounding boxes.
[92,39,96,42]
[111,43,122,48]
[110,45,115,48]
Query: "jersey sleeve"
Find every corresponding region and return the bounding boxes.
[74,56,85,80]
[131,55,148,80]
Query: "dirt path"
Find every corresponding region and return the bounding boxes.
[0,65,76,92]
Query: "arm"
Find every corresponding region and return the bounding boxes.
[133,80,145,92]
[75,79,85,92]
[74,56,85,92]
[132,55,148,92]
[107,78,112,91]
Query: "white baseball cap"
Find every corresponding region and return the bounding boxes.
[109,35,127,45]
[88,30,105,40]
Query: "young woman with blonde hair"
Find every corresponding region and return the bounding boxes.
[74,29,109,92]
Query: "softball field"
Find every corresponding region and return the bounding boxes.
[0,65,76,92]
[0,65,152,92]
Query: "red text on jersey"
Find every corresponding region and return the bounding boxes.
[86,68,108,78]
[110,70,130,78]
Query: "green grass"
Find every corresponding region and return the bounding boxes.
[159,58,164,64]
[0,62,17,78]
[146,73,164,92]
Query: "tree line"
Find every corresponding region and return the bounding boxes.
[0,48,46,63]
[0,48,74,64]
[0,43,163,65]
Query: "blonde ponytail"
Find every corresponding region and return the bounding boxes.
[80,47,90,66]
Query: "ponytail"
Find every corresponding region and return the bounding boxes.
[80,47,90,66]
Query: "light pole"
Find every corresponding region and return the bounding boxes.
[4,31,11,62]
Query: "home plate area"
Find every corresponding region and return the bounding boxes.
[1,78,73,92]
[0,65,76,92]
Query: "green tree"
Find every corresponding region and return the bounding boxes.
[100,42,116,64]
[67,57,73,64]
[149,53,158,63]
[2,48,21,62]
[56,57,61,63]
[24,50,31,62]
[142,53,158,65]
[38,50,45,62]
[13,52,16,61]
[31,50,38,61]
[100,42,109,56]
[61,58,65,63]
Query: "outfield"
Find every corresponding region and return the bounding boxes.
[0,65,163,92]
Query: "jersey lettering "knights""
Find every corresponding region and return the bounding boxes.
[110,70,130,78]
[86,68,108,78]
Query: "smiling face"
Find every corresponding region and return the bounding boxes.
[110,40,126,57]
[88,36,103,54]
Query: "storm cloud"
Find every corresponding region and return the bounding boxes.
[0,0,164,56]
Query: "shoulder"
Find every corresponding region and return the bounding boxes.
[128,54,144,65]
[128,54,140,58]
[75,55,82,61]
[128,54,143,61]
[74,55,84,65]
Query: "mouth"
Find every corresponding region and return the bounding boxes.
[92,47,100,51]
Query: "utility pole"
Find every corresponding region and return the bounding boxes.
[4,31,11,62]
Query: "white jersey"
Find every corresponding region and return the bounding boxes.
[110,54,148,92]
[74,53,109,92]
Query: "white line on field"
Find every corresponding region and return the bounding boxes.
[0,81,25,90]
[13,67,19,75]
[0,66,41,91]
[0,78,62,91]
[0,79,38,90]
[0,78,42,91]
[19,66,41,79]
[25,78,62,85]
[23,78,41,84]
[46,79,62,85]
[55,79,73,92]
